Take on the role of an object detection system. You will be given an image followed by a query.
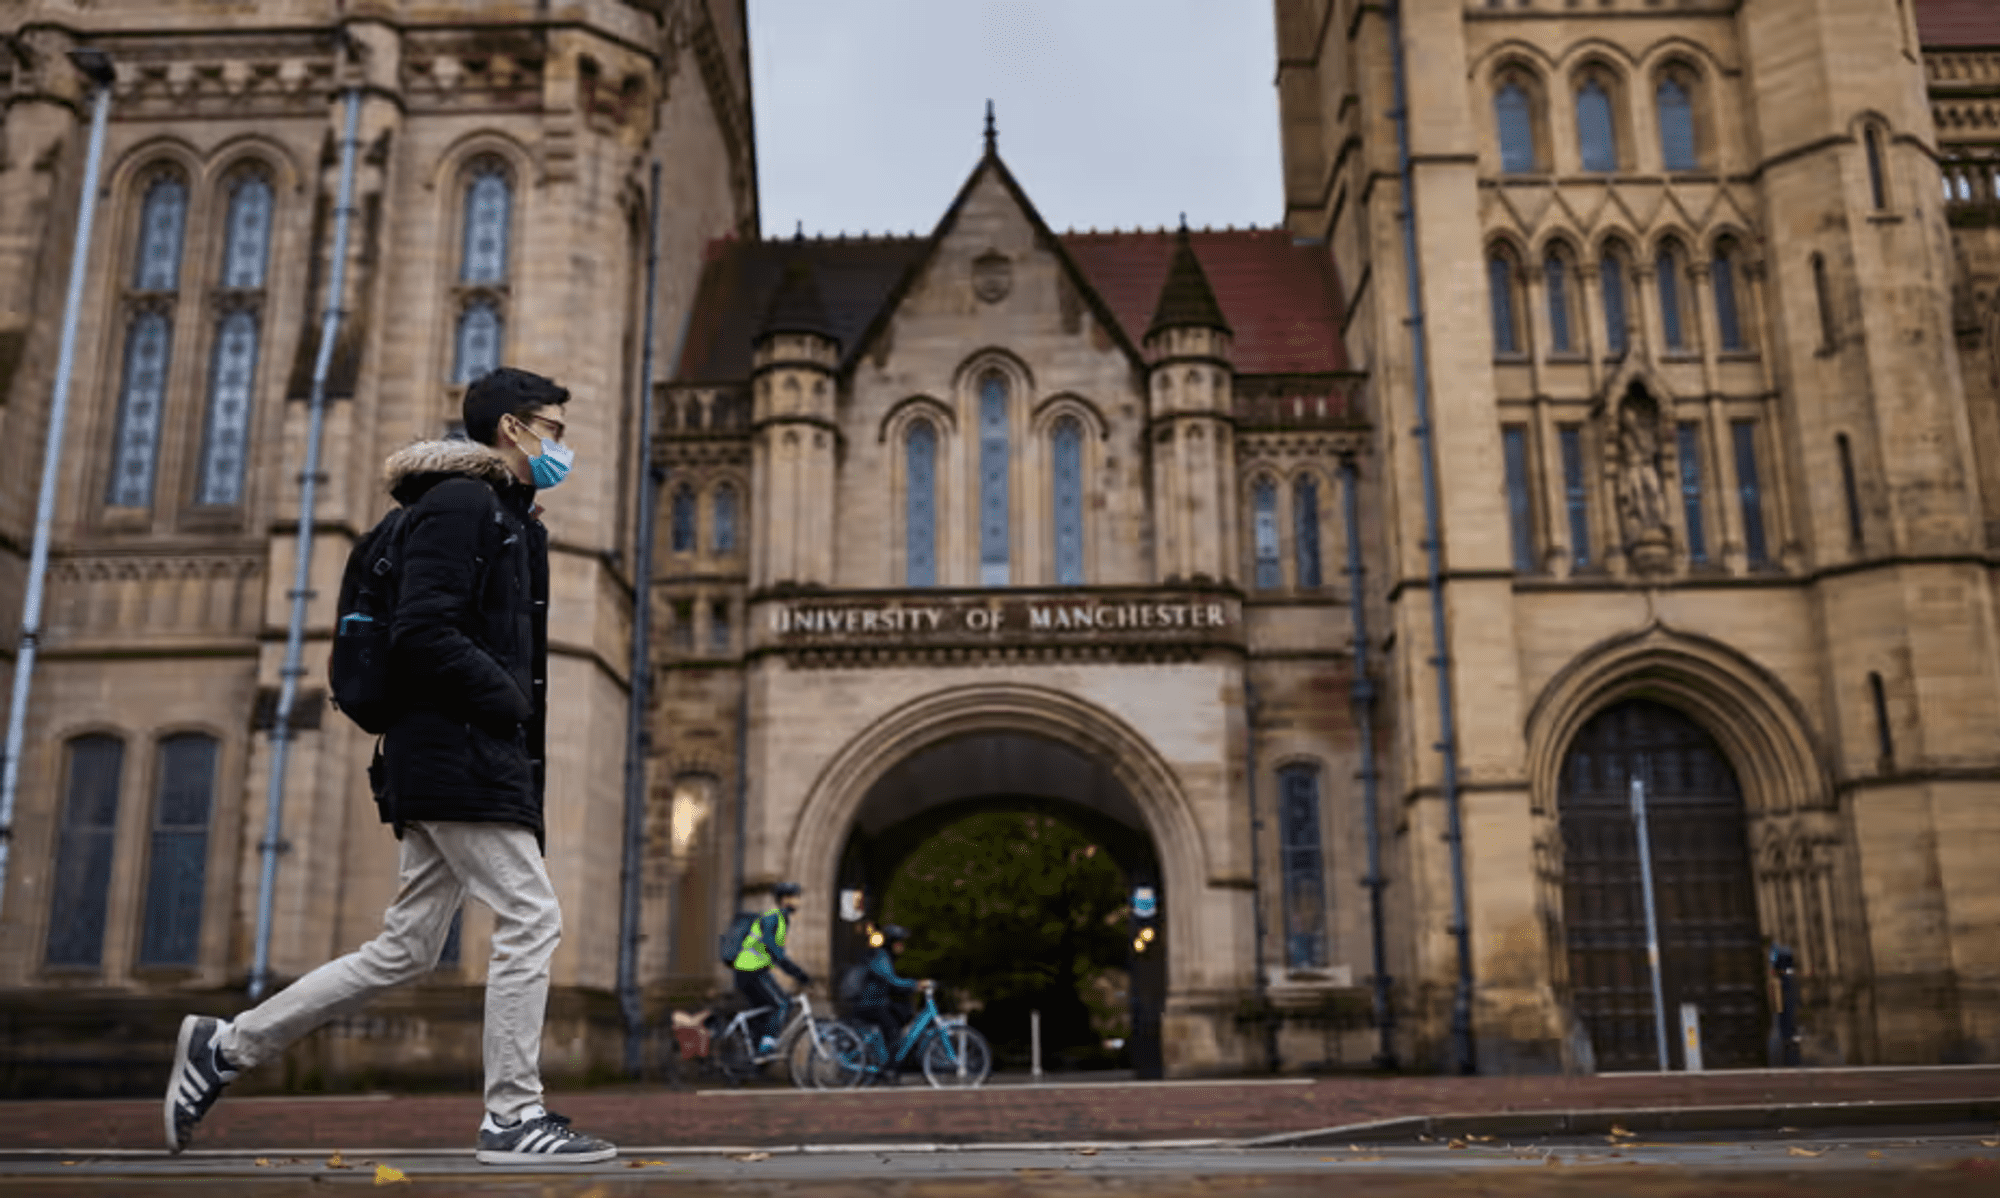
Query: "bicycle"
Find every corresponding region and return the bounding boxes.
[828,982,992,1089]
[705,989,852,1088]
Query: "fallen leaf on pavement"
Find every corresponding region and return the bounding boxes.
[1982,1139,2000,1148]
[1788,1147,1826,1157]
[326,1151,352,1170]
[730,1152,772,1163]
[1349,1144,1366,1152]
[1446,1139,1467,1150]
[1077,1147,1100,1156]
[253,1158,273,1168]
[1869,1150,1886,1159]
[1544,1155,1563,1166]
[59,1162,77,1168]
[373,1163,408,1186]
[1467,1134,1494,1142]
[626,1159,671,1168]
[1609,1124,1634,1138]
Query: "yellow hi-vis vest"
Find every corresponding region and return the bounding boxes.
[733,908,786,972]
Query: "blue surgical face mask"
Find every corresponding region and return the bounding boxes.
[511,420,576,489]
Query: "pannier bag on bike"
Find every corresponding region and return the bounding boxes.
[717,912,758,966]
[328,508,413,734]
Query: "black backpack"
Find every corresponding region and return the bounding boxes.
[328,508,413,734]
[718,912,758,967]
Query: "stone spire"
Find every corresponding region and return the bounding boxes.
[1147,220,1230,338]
[758,257,834,345]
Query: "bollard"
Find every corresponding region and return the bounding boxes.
[1031,1009,1043,1082]
[1679,1003,1704,1072]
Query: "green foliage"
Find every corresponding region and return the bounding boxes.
[883,809,1129,1048]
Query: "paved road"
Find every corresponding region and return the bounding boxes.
[1,1133,1997,1195]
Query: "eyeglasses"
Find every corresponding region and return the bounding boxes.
[516,412,567,443]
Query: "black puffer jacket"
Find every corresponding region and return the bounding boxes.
[374,439,549,845]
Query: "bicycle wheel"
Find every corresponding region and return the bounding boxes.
[714,1025,757,1085]
[785,1026,819,1089]
[809,1022,872,1090]
[920,1023,991,1088]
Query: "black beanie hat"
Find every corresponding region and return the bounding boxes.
[462,367,570,446]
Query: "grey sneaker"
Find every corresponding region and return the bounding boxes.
[476,1107,617,1165]
[165,1015,238,1153]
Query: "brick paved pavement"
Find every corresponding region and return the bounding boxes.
[6,1067,1998,1152]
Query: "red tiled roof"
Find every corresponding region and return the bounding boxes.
[673,228,1350,383]
[1917,0,2000,47]
[1062,228,1350,375]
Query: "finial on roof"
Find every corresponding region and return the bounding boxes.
[1179,212,1188,232]
[1147,220,1231,340]
[793,219,804,241]
[984,100,997,155]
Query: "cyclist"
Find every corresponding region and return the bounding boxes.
[852,924,923,1081]
[732,882,811,1055]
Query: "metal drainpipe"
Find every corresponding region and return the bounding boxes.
[617,160,665,1078]
[1242,678,1278,1072]
[249,85,362,1001]
[1341,457,1396,1069]
[1385,0,1476,1074]
[0,50,116,917]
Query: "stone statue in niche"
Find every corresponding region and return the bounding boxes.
[972,250,1013,304]
[1610,383,1672,573]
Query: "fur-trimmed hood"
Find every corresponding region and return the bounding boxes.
[382,439,517,504]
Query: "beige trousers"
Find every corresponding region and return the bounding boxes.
[217,820,561,1121]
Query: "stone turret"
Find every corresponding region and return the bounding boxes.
[1144,225,1237,584]
[750,257,841,588]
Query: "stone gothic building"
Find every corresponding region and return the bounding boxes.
[0,0,1995,1088]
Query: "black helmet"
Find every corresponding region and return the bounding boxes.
[880,924,910,943]
[772,881,802,899]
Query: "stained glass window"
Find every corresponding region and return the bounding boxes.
[453,300,502,384]
[1489,253,1519,355]
[1293,475,1323,588]
[1561,425,1590,568]
[1253,478,1281,589]
[461,162,512,284]
[1277,764,1328,970]
[711,483,738,553]
[1503,426,1536,572]
[1052,417,1085,586]
[1657,78,1697,171]
[221,177,273,290]
[138,734,217,967]
[1657,246,1686,351]
[107,311,173,508]
[978,374,1010,586]
[1712,249,1743,351]
[44,736,124,968]
[1733,420,1769,566]
[135,177,187,291]
[196,310,259,506]
[906,421,937,586]
[1677,422,1708,565]
[1546,251,1573,353]
[1601,252,1630,354]
[670,485,696,553]
[1577,78,1618,173]
[1496,82,1536,174]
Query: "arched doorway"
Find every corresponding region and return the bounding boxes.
[1559,699,1768,1070]
[833,732,1167,1078]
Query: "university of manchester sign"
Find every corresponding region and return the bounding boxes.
[754,590,1243,661]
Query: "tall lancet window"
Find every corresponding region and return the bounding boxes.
[1576,76,1618,173]
[453,160,511,383]
[198,173,273,506]
[1252,477,1282,590]
[1495,81,1537,174]
[109,174,188,508]
[905,421,937,586]
[978,373,1010,585]
[1293,475,1323,588]
[1600,246,1631,355]
[44,736,125,968]
[710,482,738,553]
[1278,763,1329,970]
[1545,247,1574,353]
[1051,417,1085,585]
[1657,76,1697,171]
[137,733,218,966]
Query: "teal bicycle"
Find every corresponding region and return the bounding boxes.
[822,982,992,1089]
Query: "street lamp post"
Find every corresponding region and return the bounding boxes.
[0,47,117,920]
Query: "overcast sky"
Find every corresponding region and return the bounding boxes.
[746,1,1285,240]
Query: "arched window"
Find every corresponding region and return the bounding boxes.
[1711,239,1744,352]
[460,161,512,284]
[1293,474,1323,588]
[670,484,696,553]
[710,482,738,554]
[1050,416,1085,585]
[1252,477,1282,589]
[108,174,188,509]
[1495,79,1537,174]
[1656,76,1697,171]
[977,372,1010,586]
[1488,249,1522,355]
[197,173,274,506]
[44,735,125,968]
[1277,763,1328,970]
[905,420,937,586]
[1545,246,1575,353]
[1599,244,1631,355]
[137,733,218,966]
[453,160,512,384]
[1576,75,1618,172]
[1656,241,1688,351]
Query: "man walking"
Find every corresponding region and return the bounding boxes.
[165,367,616,1165]
[732,882,812,1054]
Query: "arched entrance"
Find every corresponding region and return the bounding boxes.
[832,732,1167,1077]
[1559,699,1768,1070]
